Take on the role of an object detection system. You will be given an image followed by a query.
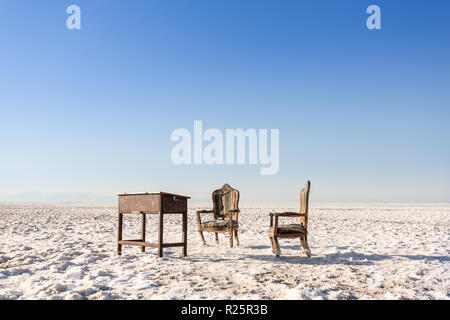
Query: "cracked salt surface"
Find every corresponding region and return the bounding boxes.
[0,203,449,300]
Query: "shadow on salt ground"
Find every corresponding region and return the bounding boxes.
[247,246,450,265]
[183,257,233,263]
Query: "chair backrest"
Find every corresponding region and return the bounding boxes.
[299,180,311,228]
[212,183,240,219]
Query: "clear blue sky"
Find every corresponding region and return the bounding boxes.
[0,0,449,204]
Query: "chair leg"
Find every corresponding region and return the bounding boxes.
[234,229,239,246]
[117,213,123,255]
[215,232,219,244]
[273,237,281,257]
[300,236,311,258]
[229,228,234,248]
[269,236,276,254]
[198,229,206,245]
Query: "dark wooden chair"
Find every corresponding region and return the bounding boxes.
[267,180,311,257]
[196,184,240,247]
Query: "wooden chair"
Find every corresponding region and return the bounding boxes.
[196,183,240,247]
[267,180,311,257]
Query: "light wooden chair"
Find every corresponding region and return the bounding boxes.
[267,180,311,257]
[196,184,240,247]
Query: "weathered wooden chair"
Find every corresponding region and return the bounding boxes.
[267,180,311,257]
[196,184,240,247]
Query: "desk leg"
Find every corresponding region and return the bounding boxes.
[117,213,123,255]
[158,212,164,257]
[141,213,146,253]
[182,211,187,257]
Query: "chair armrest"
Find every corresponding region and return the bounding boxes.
[274,214,279,236]
[196,210,214,228]
[224,209,240,221]
[197,210,213,214]
[268,213,280,234]
[273,212,303,217]
[224,209,239,215]
[270,212,303,234]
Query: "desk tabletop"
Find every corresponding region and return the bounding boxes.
[116,192,191,199]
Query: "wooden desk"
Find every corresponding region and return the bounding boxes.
[117,192,190,257]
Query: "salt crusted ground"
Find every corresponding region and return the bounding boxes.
[0,203,448,300]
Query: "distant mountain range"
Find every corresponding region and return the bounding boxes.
[0,191,116,204]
